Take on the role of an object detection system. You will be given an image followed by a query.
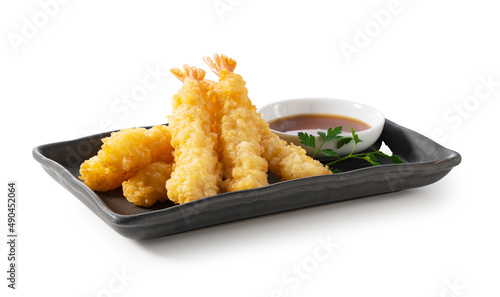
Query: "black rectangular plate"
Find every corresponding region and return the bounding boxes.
[33,120,461,239]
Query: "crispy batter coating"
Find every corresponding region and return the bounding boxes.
[98,125,173,172]
[79,156,134,192]
[166,65,222,204]
[122,162,173,207]
[79,125,173,191]
[206,54,330,182]
[204,54,269,192]
[257,125,332,180]
[81,55,331,208]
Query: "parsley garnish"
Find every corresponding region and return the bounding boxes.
[298,126,404,172]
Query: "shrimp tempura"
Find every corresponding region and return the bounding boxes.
[257,124,332,180]
[79,155,133,191]
[166,65,222,204]
[205,54,330,182]
[122,162,173,207]
[204,54,269,192]
[97,125,173,172]
[79,125,173,191]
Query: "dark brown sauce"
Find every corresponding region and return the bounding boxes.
[269,113,370,134]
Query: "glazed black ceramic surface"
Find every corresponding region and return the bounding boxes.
[33,120,461,239]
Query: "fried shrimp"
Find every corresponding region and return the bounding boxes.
[79,125,173,191]
[166,65,222,204]
[79,156,134,192]
[204,54,269,192]
[80,55,330,208]
[122,162,173,207]
[205,54,330,182]
[98,125,173,172]
[257,125,332,180]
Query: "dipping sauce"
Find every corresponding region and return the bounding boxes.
[268,113,371,135]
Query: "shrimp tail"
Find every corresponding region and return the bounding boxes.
[203,54,236,77]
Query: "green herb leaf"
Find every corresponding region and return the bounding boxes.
[366,153,378,162]
[319,149,339,158]
[317,131,326,141]
[390,155,404,163]
[373,150,390,159]
[298,125,404,173]
[323,127,343,142]
[298,132,316,150]
[336,137,352,149]
[372,150,404,164]
[362,155,380,166]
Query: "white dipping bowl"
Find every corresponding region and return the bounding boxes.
[257,98,385,159]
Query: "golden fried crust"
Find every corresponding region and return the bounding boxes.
[98,125,173,173]
[205,54,329,182]
[257,117,331,180]
[82,56,330,208]
[79,125,173,191]
[122,162,173,207]
[79,156,134,192]
[146,125,174,164]
[208,61,269,192]
[166,69,222,204]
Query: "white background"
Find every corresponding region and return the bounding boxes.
[1,0,499,296]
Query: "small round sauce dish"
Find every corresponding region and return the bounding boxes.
[257,98,385,159]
